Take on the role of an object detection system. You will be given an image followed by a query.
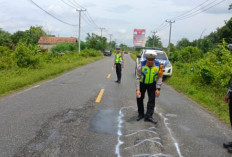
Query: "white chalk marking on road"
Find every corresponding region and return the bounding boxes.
[133,153,172,157]
[166,113,177,117]
[115,106,134,157]
[124,137,163,150]
[127,126,157,133]
[115,108,124,157]
[124,129,157,137]
[157,109,183,157]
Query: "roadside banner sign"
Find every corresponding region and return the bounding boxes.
[133,29,146,47]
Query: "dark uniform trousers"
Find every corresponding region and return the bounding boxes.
[137,82,156,118]
[229,93,232,127]
[115,63,121,81]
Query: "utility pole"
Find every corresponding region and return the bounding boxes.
[197,29,206,48]
[109,34,112,49]
[151,31,157,48]
[76,9,86,53]
[166,20,175,53]
[99,27,105,37]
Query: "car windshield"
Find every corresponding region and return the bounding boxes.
[156,53,167,60]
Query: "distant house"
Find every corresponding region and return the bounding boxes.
[38,36,77,51]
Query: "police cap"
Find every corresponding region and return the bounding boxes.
[146,53,156,60]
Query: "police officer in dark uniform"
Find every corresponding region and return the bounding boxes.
[136,53,163,124]
[114,47,124,83]
[223,76,232,153]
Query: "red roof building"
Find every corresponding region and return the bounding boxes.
[38,37,77,50]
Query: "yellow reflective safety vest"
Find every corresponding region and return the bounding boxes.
[140,65,160,84]
[115,53,122,64]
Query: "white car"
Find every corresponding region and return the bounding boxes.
[135,48,172,76]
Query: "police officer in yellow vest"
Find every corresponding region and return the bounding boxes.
[114,47,124,83]
[136,53,163,124]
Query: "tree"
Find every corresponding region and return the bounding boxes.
[0,29,12,47]
[119,43,128,51]
[25,26,47,44]
[178,46,203,63]
[229,3,232,10]
[109,41,116,49]
[217,19,232,43]
[198,38,213,53]
[176,38,191,49]
[169,43,176,53]
[86,33,107,51]
[11,26,46,45]
[206,31,220,44]
[11,31,26,45]
[145,35,163,48]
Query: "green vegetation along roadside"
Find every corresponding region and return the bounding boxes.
[0,43,103,97]
[0,55,102,97]
[165,65,230,125]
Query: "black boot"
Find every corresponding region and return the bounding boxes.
[136,115,144,121]
[144,117,157,124]
[223,142,232,148]
[228,147,232,153]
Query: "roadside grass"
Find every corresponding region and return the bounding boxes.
[130,54,230,125]
[0,55,103,96]
[130,51,139,61]
[165,65,230,125]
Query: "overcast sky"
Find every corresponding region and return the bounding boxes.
[0,0,231,47]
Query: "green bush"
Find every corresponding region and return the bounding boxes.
[200,68,214,85]
[0,46,15,70]
[51,43,77,53]
[188,44,232,88]
[13,43,40,68]
[80,49,101,57]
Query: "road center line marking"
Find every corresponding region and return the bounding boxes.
[95,89,104,103]
[107,74,111,79]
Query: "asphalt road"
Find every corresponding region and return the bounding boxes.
[0,54,232,157]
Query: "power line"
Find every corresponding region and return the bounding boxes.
[175,0,226,21]
[72,0,85,9]
[153,22,167,31]
[66,0,83,9]
[170,0,211,20]
[60,0,76,9]
[60,0,99,29]
[175,0,223,21]
[83,12,99,28]
[29,0,78,27]
[156,23,169,32]
[154,0,226,33]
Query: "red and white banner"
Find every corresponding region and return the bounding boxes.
[133,29,146,47]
